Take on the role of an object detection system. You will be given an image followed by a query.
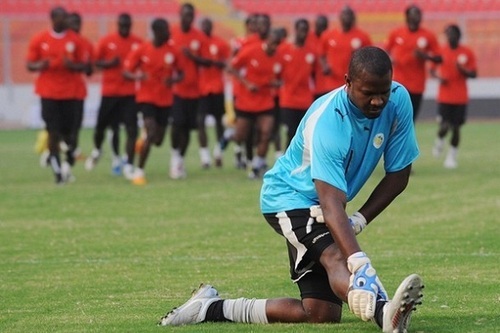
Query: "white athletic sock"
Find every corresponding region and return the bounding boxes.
[222,298,268,324]
[252,156,266,169]
[199,147,211,165]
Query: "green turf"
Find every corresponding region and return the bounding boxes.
[0,121,499,332]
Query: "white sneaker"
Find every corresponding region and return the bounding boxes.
[444,155,458,169]
[39,150,50,168]
[158,284,220,326]
[170,157,187,180]
[432,138,444,158]
[123,164,134,180]
[61,161,75,183]
[85,149,101,171]
[383,274,424,333]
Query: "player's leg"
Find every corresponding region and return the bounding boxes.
[211,93,225,167]
[170,96,190,179]
[251,111,274,178]
[41,99,63,183]
[86,97,116,170]
[152,106,170,147]
[444,105,466,169]
[121,96,138,179]
[131,104,156,185]
[409,92,423,123]
[196,95,211,168]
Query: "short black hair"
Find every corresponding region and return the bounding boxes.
[446,24,461,39]
[348,46,392,79]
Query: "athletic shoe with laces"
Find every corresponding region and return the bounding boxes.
[158,284,220,326]
[61,161,75,183]
[131,168,146,186]
[85,149,101,171]
[382,274,424,333]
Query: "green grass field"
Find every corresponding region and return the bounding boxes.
[1,121,499,332]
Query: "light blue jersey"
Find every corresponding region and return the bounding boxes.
[260,82,419,213]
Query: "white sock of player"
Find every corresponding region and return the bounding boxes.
[199,147,211,165]
[222,298,268,324]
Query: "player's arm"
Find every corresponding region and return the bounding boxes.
[357,164,412,224]
[27,59,49,72]
[315,179,360,257]
[315,179,388,321]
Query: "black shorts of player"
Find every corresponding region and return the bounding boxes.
[139,103,171,127]
[235,108,274,120]
[198,93,225,120]
[438,103,467,126]
[97,95,137,129]
[171,95,199,130]
[264,209,343,306]
[281,107,307,136]
[408,92,423,120]
[75,99,84,129]
[41,98,80,135]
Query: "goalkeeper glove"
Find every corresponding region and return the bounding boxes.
[347,252,387,321]
[310,205,367,235]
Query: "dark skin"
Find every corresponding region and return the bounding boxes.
[263,67,412,324]
[27,7,67,72]
[406,6,442,64]
[123,20,183,169]
[178,5,211,67]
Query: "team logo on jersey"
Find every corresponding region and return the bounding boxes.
[305,53,315,64]
[457,53,468,65]
[273,62,282,74]
[190,40,200,51]
[41,42,49,51]
[164,52,174,64]
[373,133,384,149]
[250,59,259,68]
[131,43,140,51]
[108,42,117,50]
[417,37,428,49]
[141,55,150,63]
[328,39,337,47]
[65,42,75,53]
[284,54,292,62]
[351,38,362,49]
[209,44,219,55]
[395,37,404,45]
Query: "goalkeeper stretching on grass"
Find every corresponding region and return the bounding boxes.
[159,46,424,333]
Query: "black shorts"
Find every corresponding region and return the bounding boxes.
[438,103,467,126]
[139,103,171,127]
[264,209,342,306]
[198,93,225,119]
[41,98,80,135]
[75,99,84,129]
[408,92,423,120]
[97,95,137,129]
[171,95,199,129]
[235,108,274,120]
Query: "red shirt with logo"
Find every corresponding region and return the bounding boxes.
[124,40,182,107]
[26,29,86,99]
[199,34,230,96]
[231,42,282,112]
[95,32,143,96]
[320,27,372,89]
[385,26,440,94]
[171,26,207,99]
[278,42,316,110]
[432,44,477,105]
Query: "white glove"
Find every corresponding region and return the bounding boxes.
[347,252,387,321]
[310,205,367,235]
